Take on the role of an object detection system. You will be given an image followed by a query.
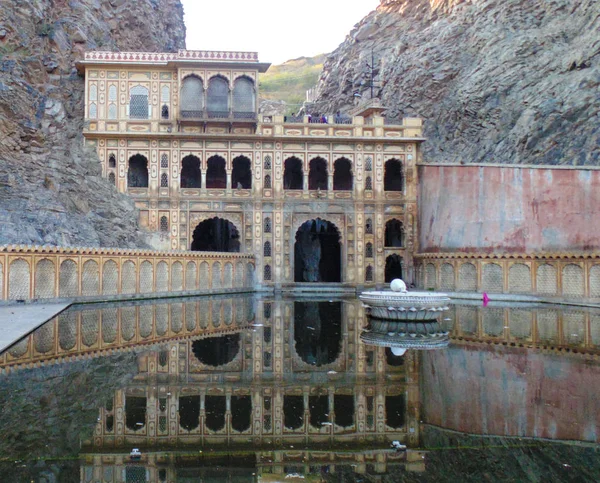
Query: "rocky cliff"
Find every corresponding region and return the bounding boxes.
[0,0,185,247]
[313,0,600,166]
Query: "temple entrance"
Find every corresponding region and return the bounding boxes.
[294,219,341,282]
[191,217,240,252]
[385,254,403,282]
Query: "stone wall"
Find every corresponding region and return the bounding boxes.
[0,246,255,303]
[417,253,600,299]
[419,165,600,253]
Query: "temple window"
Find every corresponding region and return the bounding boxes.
[264,155,272,170]
[161,104,169,119]
[160,153,168,168]
[89,83,97,101]
[207,76,229,116]
[365,218,373,234]
[264,174,271,189]
[89,102,97,119]
[129,85,149,119]
[232,156,252,189]
[264,217,272,233]
[365,265,373,282]
[264,241,272,257]
[206,155,226,188]
[264,264,272,281]
[180,75,203,117]
[127,154,149,188]
[365,176,372,190]
[283,157,303,190]
[108,84,117,102]
[108,153,116,168]
[333,157,353,190]
[385,219,404,247]
[384,159,404,191]
[160,216,169,232]
[108,172,115,185]
[264,303,272,319]
[366,242,373,258]
[181,155,201,188]
[160,172,168,188]
[233,76,256,118]
[308,157,328,190]
[161,85,170,103]
[107,103,117,119]
[365,157,372,171]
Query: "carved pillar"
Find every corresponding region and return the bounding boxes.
[226,169,232,190]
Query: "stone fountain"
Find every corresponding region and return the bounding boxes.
[359,279,451,355]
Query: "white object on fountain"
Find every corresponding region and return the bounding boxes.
[391,347,407,356]
[390,278,407,292]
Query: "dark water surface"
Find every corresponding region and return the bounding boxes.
[1,296,600,482]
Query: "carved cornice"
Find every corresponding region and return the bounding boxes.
[416,252,600,260]
[83,50,260,63]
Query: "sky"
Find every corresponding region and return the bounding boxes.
[181,0,381,65]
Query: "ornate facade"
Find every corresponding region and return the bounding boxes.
[78,50,424,289]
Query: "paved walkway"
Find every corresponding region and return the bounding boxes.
[0,303,70,353]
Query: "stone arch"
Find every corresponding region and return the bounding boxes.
[127,154,148,188]
[186,261,197,290]
[562,264,584,297]
[179,395,200,431]
[232,155,252,189]
[333,157,353,190]
[385,219,404,247]
[508,263,532,293]
[212,262,222,289]
[384,159,403,191]
[171,262,183,291]
[180,74,204,115]
[102,260,118,295]
[59,259,78,297]
[425,263,437,289]
[294,218,341,283]
[231,395,252,432]
[308,157,328,190]
[440,263,455,291]
[191,217,240,252]
[206,75,230,115]
[156,261,168,291]
[199,261,210,290]
[121,260,136,294]
[224,262,233,288]
[457,262,477,291]
[34,259,55,299]
[385,254,403,283]
[205,396,226,432]
[536,263,557,295]
[192,334,240,366]
[283,156,303,190]
[82,260,99,296]
[10,259,30,300]
[232,75,256,115]
[139,261,154,293]
[482,263,503,293]
[181,154,201,188]
[206,155,226,188]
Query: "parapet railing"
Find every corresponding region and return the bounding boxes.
[0,245,255,303]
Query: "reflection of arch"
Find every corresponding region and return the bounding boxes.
[333,157,353,190]
[206,155,226,188]
[192,334,240,366]
[308,157,327,190]
[385,219,403,247]
[294,301,342,366]
[127,154,148,188]
[384,159,403,191]
[207,75,230,115]
[385,254,403,283]
[125,397,146,431]
[191,217,240,252]
[181,155,201,188]
[232,155,252,189]
[334,395,354,427]
[232,76,256,115]
[294,218,341,282]
[309,396,328,428]
[386,395,405,428]
[283,157,303,190]
[179,395,200,431]
[231,395,252,432]
[284,395,303,430]
[205,396,226,432]
[386,347,405,366]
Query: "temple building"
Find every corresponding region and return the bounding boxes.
[78,50,424,289]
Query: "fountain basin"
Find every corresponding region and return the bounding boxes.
[359,290,450,321]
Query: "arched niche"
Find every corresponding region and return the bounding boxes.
[384,159,404,191]
[283,157,303,190]
[385,254,403,283]
[294,218,341,282]
[127,154,148,188]
[232,155,252,189]
[333,157,353,190]
[308,157,328,190]
[181,155,201,188]
[206,155,226,188]
[191,217,240,252]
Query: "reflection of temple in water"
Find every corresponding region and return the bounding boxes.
[73,298,422,481]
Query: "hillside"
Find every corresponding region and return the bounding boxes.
[0,0,185,247]
[259,54,326,115]
[313,0,600,166]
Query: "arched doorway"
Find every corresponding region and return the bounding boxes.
[294,219,341,282]
[191,217,240,252]
[192,334,240,366]
[385,254,403,282]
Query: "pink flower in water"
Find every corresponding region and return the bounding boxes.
[483,292,490,307]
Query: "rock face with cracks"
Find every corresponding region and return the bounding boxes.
[0,0,185,247]
[313,0,600,166]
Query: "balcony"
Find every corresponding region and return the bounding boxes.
[179,109,257,123]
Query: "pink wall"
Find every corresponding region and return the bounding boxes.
[421,346,600,442]
[418,165,600,253]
